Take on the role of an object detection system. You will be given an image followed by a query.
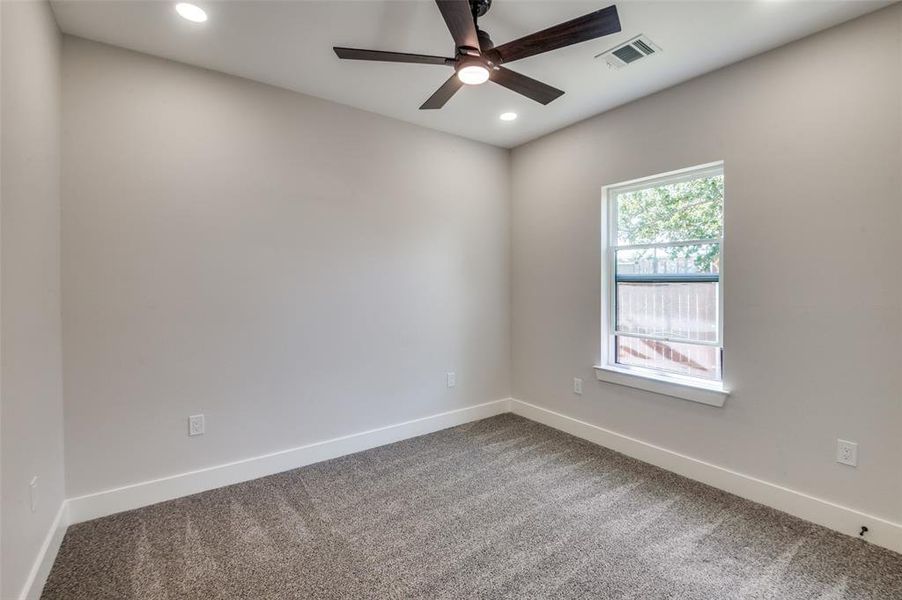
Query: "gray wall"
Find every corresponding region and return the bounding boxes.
[1,1,66,597]
[61,37,511,498]
[511,5,902,522]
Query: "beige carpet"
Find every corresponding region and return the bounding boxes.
[42,414,902,599]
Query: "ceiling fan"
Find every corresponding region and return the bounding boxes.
[333,0,621,110]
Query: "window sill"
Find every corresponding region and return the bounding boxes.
[593,365,729,407]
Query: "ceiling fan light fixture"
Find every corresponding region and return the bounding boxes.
[457,64,490,85]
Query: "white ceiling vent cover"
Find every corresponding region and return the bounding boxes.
[596,35,661,70]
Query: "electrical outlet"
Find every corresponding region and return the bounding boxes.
[189,414,205,436]
[836,439,858,467]
[447,372,456,388]
[573,377,583,395]
[29,476,38,513]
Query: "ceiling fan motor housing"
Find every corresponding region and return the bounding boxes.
[457,55,484,71]
[477,28,494,51]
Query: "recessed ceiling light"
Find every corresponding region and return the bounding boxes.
[499,112,518,122]
[176,3,207,23]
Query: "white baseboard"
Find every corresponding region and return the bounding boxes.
[18,501,70,600]
[510,398,902,555]
[67,398,512,524]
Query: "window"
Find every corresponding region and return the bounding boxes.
[599,162,726,403]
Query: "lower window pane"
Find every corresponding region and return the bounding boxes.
[616,282,718,342]
[615,336,721,381]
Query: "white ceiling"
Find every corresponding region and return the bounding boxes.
[51,0,893,148]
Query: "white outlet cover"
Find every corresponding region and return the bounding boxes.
[447,372,456,388]
[189,414,205,436]
[836,439,858,467]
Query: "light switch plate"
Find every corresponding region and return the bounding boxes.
[573,377,583,395]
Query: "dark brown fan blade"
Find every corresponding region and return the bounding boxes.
[435,0,480,52]
[333,47,454,66]
[487,5,621,64]
[420,73,465,109]
[490,67,564,105]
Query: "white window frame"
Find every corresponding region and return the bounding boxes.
[595,162,729,407]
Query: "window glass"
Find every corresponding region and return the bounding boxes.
[615,243,720,278]
[615,336,721,381]
[604,164,724,383]
[616,174,723,245]
[616,282,719,343]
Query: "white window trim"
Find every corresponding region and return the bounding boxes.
[593,364,728,407]
[598,161,729,407]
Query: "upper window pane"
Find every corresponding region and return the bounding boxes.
[615,243,720,278]
[615,172,724,246]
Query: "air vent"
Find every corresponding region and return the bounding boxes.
[596,35,661,70]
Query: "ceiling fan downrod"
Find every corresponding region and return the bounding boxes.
[470,0,494,50]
